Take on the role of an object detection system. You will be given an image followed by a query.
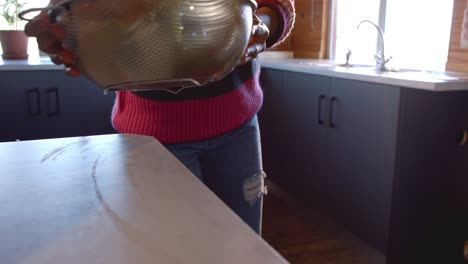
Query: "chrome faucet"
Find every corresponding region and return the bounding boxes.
[357,19,392,71]
[345,49,351,66]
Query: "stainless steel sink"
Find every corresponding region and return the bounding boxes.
[292,60,374,69]
[389,70,468,81]
[338,66,419,73]
[338,66,468,81]
[285,60,468,81]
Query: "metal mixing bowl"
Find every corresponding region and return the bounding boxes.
[23,0,257,93]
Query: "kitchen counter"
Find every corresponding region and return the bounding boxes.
[0,134,286,264]
[0,52,293,71]
[260,58,468,91]
[5,55,468,91]
[0,57,63,70]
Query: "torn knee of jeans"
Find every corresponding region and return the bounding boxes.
[243,171,268,205]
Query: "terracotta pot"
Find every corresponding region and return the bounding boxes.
[0,30,29,60]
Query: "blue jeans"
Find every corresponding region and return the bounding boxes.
[164,115,266,234]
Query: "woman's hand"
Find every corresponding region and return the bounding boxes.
[238,7,281,65]
[238,13,270,65]
[24,12,80,77]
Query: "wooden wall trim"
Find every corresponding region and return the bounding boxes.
[267,0,330,59]
[291,0,329,58]
[447,0,468,72]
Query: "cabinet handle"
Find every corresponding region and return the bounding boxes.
[318,95,326,125]
[26,88,40,117]
[329,97,339,128]
[46,88,60,116]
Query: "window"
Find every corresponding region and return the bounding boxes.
[0,0,50,59]
[329,0,454,71]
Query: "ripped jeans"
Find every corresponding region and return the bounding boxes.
[164,115,266,234]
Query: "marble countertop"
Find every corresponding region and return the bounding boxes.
[0,57,63,70]
[259,58,468,91]
[0,52,292,71]
[4,55,468,91]
[0,134,287,264]
[0,51,293,71]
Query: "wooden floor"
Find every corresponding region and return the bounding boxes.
[261,181,468,264]
[261,180,385,264]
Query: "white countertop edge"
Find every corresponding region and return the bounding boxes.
[3,56,468,91]
[0,51,293,71]
[259,59,468,92]
[0,57,64,71]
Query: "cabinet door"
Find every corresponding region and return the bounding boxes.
[327,78,400,252]
[386,89,468,263]
[259,68,330,203]
[258,68,286,184]
[40,71,116,139]
[0,71,46,141]
[0,71,116,142]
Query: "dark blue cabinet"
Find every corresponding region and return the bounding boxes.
[259,69,329,206]
[327,78,400,252]
[259,68,468,263]
[386,89,468,264]
[260,70,400,253]
[0,70,116,142]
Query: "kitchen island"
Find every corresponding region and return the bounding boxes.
[0,134,287,264]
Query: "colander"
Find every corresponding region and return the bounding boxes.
[19,0,257,93]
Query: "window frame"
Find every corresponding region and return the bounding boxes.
[328,0,387,60]
[327,0,455,71]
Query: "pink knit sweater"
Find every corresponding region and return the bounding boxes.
[111,0,295,144]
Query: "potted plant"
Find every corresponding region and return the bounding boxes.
[0,0,28,60]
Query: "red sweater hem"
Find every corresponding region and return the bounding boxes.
[111,74,263,144]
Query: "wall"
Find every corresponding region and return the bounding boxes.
[269,0,329,59]
[291,0,329,58]
[447,0,468,72]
